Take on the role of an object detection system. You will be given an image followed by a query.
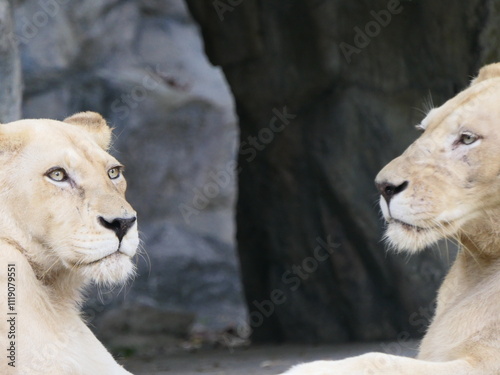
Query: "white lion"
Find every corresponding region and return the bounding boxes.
[0,112,139,374]
[280,63,500,374]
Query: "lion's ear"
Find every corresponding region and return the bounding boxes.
[63,112,112,150]
[470,63,500,86]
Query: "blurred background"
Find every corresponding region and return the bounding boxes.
[1,0,498,367]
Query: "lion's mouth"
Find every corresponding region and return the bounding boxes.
[80,251,123,267]
[390,219,430,233]
[390,218,454,234]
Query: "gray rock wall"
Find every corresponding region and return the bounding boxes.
[4,0,500,348]
[0,0,21,122]
[10,0,248,345]
[186,0,497,343]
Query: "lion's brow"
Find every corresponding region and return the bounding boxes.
[427,83,493,130]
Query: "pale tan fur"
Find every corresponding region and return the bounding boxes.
[0,112,138,374]
[280,63,500,374]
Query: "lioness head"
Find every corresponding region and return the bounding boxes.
[375,63,500,252]
[0,112,139,285]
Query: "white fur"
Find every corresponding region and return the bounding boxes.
[0,113,137,374]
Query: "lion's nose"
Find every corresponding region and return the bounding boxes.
[98,216,137,242]
[376,181,409,204]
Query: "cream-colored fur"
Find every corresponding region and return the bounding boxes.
[0,112,138,374]
[280,63,500,374]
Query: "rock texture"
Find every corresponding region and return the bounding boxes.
[12,0,248,339]
[186,0,496,342]
[0,0,21,122]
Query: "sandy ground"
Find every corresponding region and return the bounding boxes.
[122,341,420,375]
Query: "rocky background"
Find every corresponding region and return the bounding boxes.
[0,0,499,353]
[185,0,500,343]
[1,0,248,353]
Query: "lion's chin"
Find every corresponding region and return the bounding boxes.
[81,252,135,286]
[384,220,445,252]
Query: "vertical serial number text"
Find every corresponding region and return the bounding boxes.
[6,263,16,368]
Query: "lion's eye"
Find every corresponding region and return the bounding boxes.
[459,132,479,145]
[108,167,121,180]
[46,168,68,182]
